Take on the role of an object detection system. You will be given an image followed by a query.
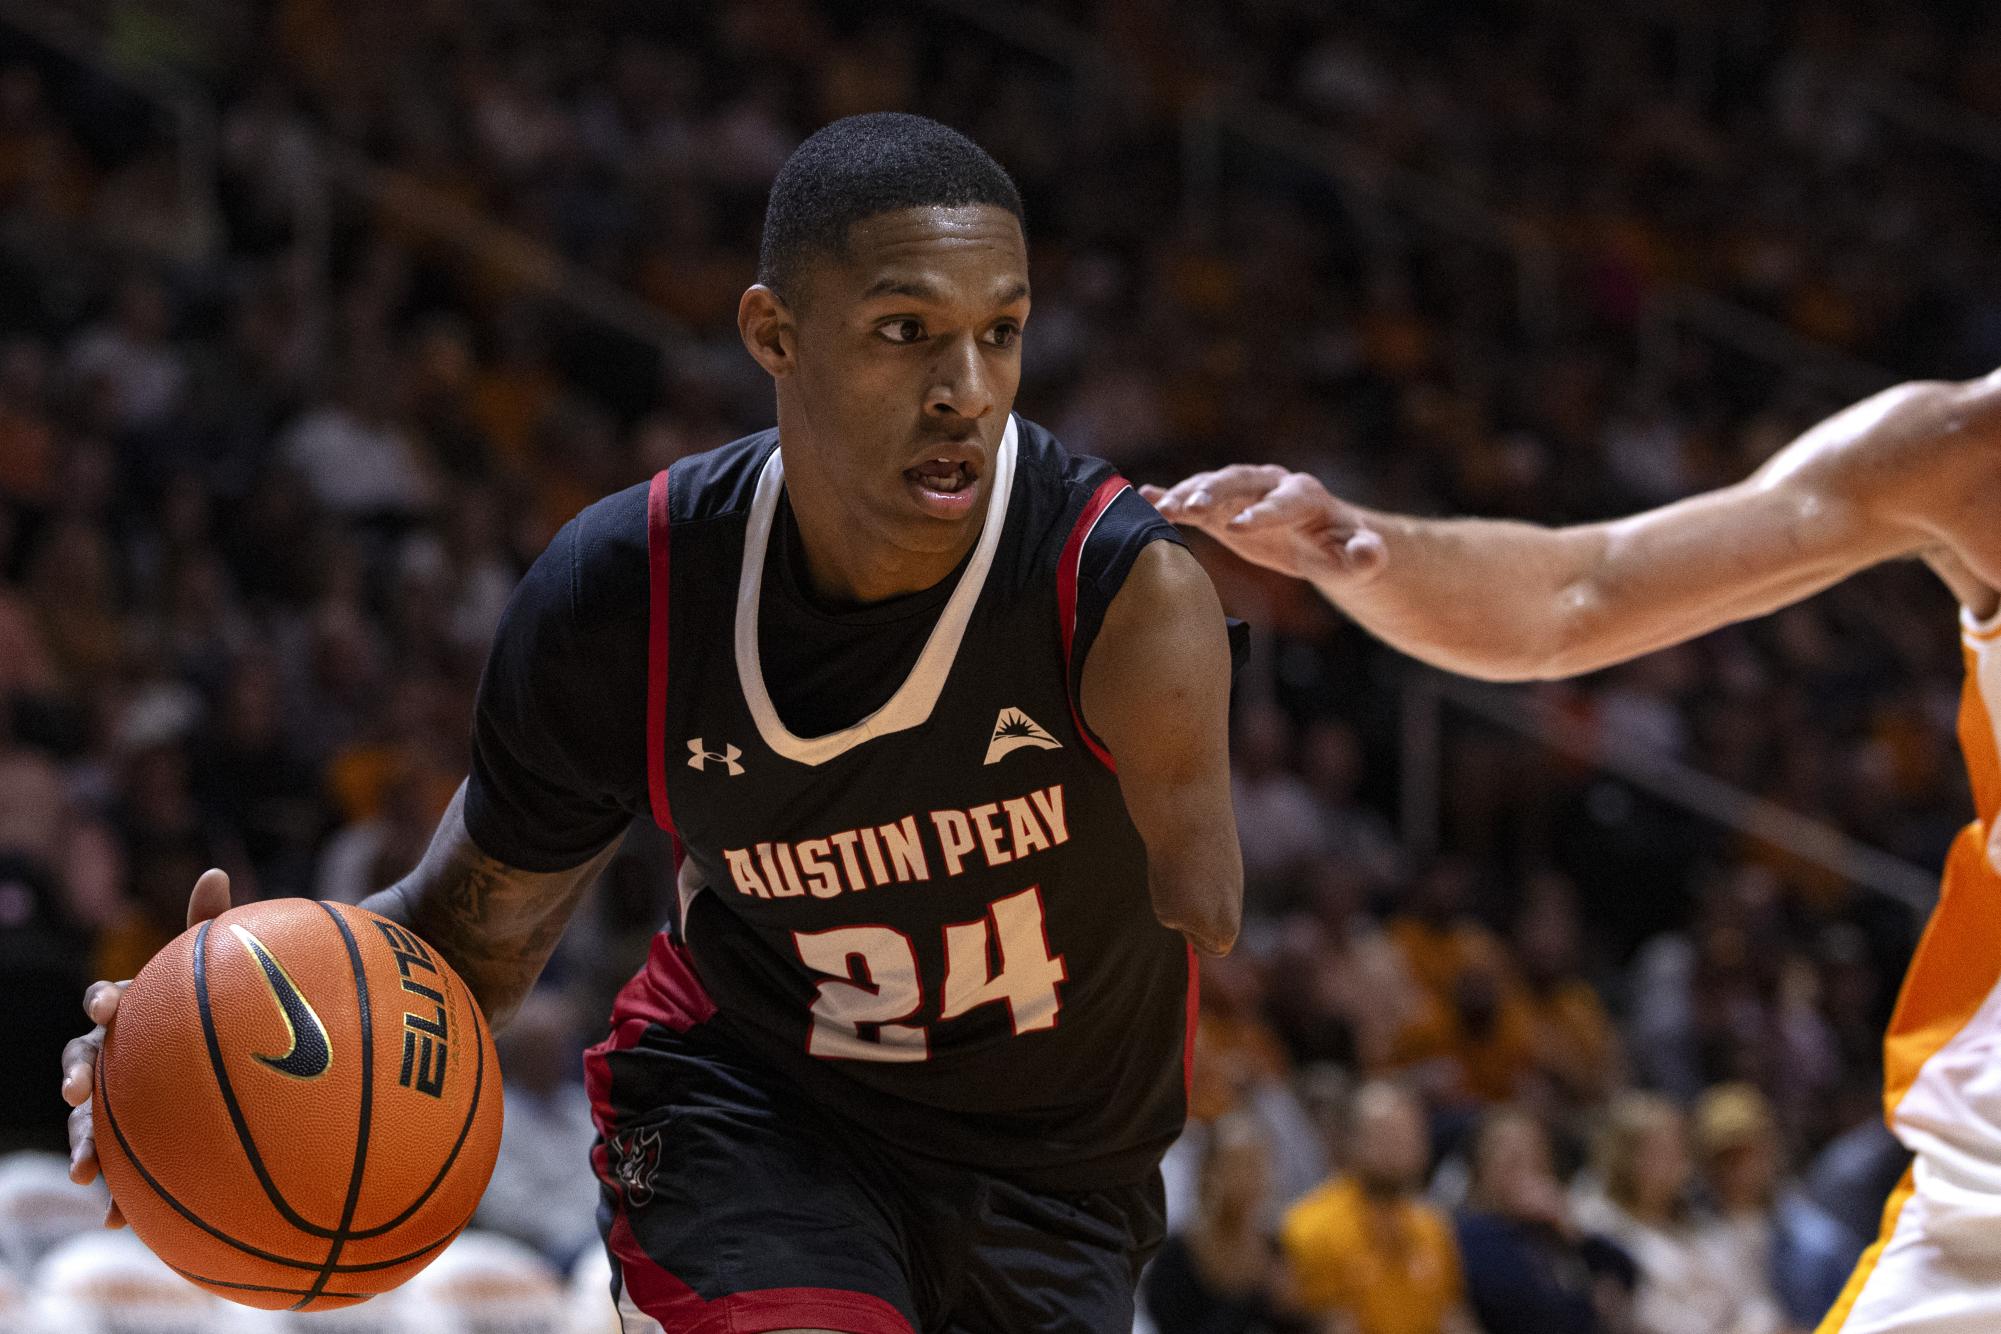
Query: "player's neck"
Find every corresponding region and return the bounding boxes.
[782,449,987,606]
[792,496,982,605]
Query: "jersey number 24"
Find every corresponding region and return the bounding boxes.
[790,887,1066,1062]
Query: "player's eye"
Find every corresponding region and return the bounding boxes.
[986,321,1021,349]
[878,319,925,344]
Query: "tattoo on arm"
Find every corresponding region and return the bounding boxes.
[358,783,620,1030]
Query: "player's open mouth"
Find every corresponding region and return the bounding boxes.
[904,457,981,518]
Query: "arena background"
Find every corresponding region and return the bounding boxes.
[0,1,1993,1330]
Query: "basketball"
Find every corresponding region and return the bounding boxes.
[91,899,503,1312]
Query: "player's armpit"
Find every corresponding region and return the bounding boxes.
[1080,542,1242,955]
[360,781,620,1029]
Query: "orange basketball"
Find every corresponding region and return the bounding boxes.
[93,899,504,1312]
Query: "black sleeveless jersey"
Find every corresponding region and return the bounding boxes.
[619,416,1196,1191]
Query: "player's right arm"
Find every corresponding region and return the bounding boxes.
[1145,374,2001,680]
[359,786,620,1031]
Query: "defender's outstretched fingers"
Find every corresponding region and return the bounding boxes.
[1224,470,1335,530]
[1140,473,1220,517]
[1144,465,1289,523]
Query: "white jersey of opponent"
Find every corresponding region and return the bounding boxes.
[1821,604,2001,1334]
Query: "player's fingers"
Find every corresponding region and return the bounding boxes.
[1224,472,1336,531]
[1145,471,1223,517]
[1191,465,1295,518]
[68,1101,97,1183]
[83,979,128,1027]
[61,1030,103,1106]
[187,867,232,928]
[104,1199,124,1229]
[1155,466,1291,522]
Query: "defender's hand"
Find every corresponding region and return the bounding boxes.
[61,868,232,1226]
[1142,466,1387,591]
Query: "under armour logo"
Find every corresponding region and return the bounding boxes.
[984,708,1062,764]
[687,739,744,776]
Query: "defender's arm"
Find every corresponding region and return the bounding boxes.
[1149,377,2001,681]
[361,783,619,1031]
[1081,542,1242,955]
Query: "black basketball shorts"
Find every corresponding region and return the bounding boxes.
[583,1012,1165,1333]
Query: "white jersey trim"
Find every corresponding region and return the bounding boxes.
[1962,600,2001,642]
[734,414,1019,767]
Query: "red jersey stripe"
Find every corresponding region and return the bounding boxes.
[1057,476,1129,773]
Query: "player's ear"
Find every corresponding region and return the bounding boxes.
[738,284,797,379]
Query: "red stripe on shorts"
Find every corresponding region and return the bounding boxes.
[606,1207,915,1334]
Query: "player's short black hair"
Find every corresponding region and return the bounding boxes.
[756,112,1024,300]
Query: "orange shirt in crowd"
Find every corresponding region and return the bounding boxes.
[1524,978,1622,1101]
[1386,917,1539,1103]
[1280,1177,1464,1334]
[1389,917,1505,1002]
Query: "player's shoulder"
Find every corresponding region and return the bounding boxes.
[1010,416,1175,556]
[1012,415,1118,506]
[663,428,780,525]
[1893,375,2001,501]
[541,479,648,635]
[1779,376,1994,491]
[526,430,777,637]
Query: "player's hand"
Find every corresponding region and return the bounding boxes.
[1142,466,1387,591]
[61,868,232,1226]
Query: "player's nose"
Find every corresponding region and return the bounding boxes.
[924,334,995,421]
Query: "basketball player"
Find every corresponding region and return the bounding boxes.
[61,114,1244,1334]
[1144,376,2001,1334]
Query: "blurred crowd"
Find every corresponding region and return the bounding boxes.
[0,1147,617,1331]
[1,0,1993,1330]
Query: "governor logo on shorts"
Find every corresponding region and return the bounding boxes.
[984,708,1062,764]
[608,1126,664,1206]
